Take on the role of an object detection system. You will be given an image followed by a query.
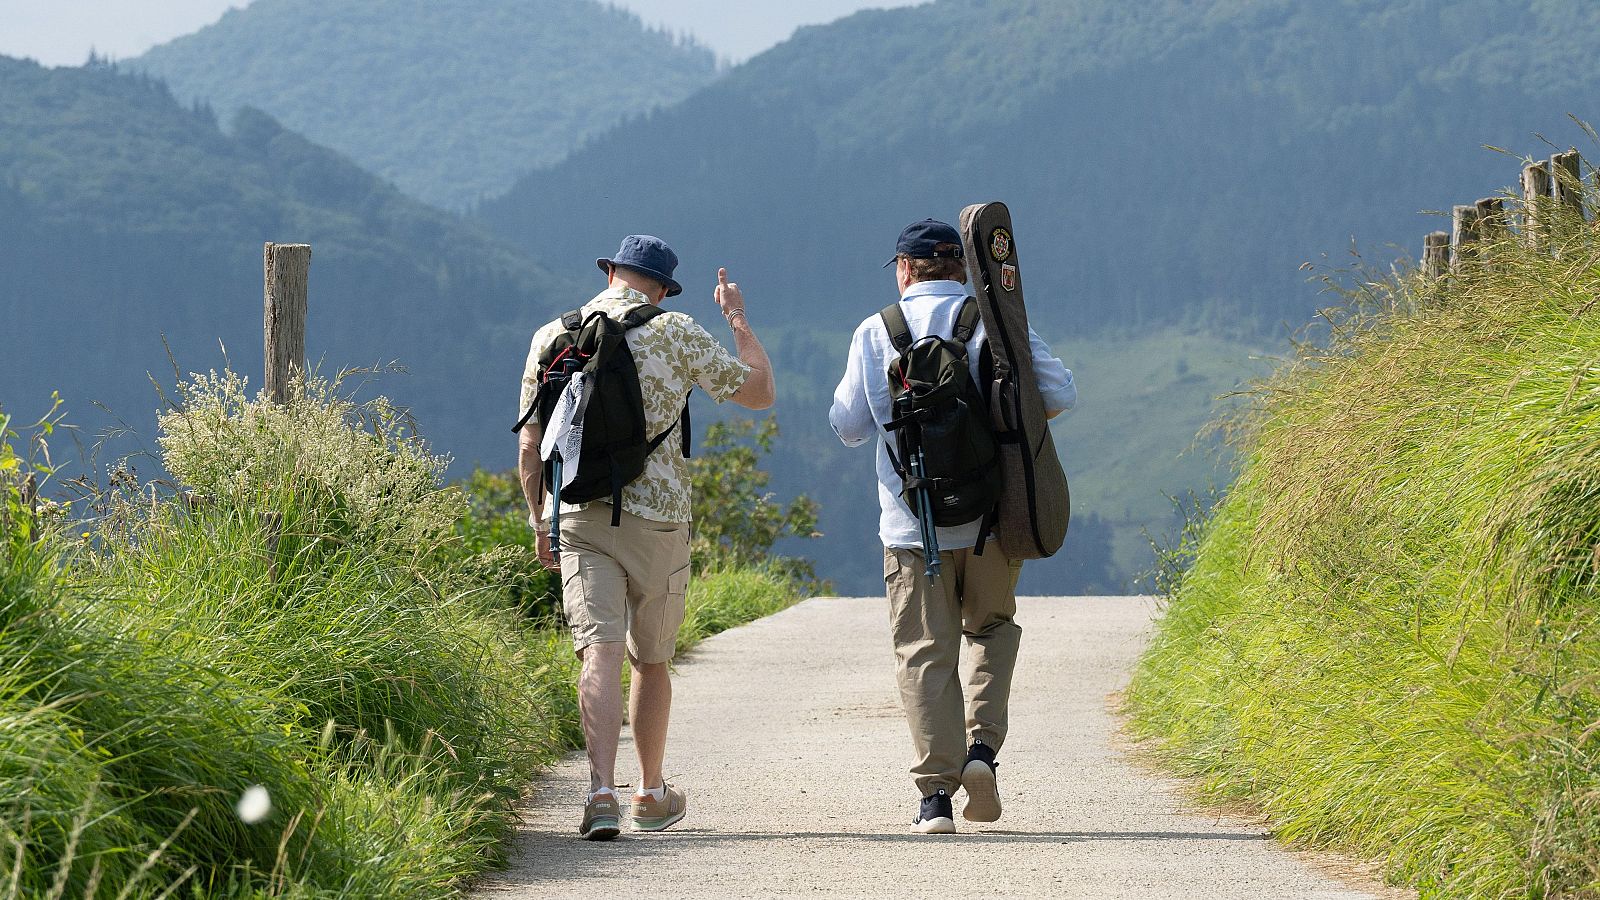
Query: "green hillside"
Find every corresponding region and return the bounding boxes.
[0,55,576,476]
[1128,171,1600,896]
[132,0,719,209]
[480,0,1600,593]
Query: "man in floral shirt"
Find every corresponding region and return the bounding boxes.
[518,235,774,840]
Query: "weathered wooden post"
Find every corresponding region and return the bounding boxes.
[1451,204,1482,272]
[1551,150,1585,220]
[1474,197,1508,244]
[1521,160,1553,249]
[1422,231,1450,279]
[263,242,311,404]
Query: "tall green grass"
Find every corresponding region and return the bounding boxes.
[1127,175,1600,897]
[678,566,801,656]
[0,373,804,897]
[1,376,584,896]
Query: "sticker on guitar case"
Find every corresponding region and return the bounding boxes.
[989,227,1013,262]
[1000,264,1018,292]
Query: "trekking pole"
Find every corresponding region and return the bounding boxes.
[548,456,564,556]
[895,394,941,580]
[911,440,941,579]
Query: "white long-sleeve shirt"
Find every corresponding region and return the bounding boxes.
[829,280,1077,551]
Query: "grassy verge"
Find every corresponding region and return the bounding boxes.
[1126,184,1600,897]
[0,374,805,897]
[679,566,800,655]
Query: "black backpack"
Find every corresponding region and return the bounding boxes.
[880,297,1003,540]
[512,305,690,526]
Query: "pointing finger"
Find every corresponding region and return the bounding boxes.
[718,267,729,286]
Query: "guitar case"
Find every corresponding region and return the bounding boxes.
[959,201,1070,560]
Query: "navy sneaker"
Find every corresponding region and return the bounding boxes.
[960,740,1001,822]
[912,788,956,834]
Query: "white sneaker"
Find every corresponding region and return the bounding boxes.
[960,745,1002,822]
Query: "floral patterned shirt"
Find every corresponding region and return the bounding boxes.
[521,285,751,524]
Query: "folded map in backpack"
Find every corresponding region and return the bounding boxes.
[539,372,590,489]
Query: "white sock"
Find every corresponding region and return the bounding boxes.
[636,784,665,801]
[588,787,616,802]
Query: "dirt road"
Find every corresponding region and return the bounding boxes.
[479,596,1404,899]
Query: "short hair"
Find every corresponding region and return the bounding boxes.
[900,244,967,284]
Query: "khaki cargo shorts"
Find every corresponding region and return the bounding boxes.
[557,504,691,664]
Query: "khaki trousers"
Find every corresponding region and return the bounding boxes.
[884,544,1022,798]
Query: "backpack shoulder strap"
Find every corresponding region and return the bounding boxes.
[878,302,914,353]
[645,392,694,460]
[514,312,584,433]
[954,296,981,343]
[619,303,669,331]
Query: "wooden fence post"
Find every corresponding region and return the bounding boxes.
[1474,197,1508,243]
[1551,151,1584,219]
[1451,204,1482,272]
[264,242,311,404]
[1422,231,1450,279]
[1521,161,1553,249]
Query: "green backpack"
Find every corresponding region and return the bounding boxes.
[880,297,1003,542]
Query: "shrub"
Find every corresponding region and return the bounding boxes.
[688,415,821,585]
[450,468,559,620]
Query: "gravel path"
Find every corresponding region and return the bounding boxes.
[478,596,1406,899]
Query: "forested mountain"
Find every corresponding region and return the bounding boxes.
[480,0,1600,593]
[485,0,1600,334]
[0,56,576,481]
[132,0,719,209]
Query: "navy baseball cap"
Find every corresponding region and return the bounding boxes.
[597,234,683,297]
[883,218,964,267]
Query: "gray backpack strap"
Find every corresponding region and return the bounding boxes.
[878,302,914,352]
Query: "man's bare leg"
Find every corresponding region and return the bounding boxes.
[629,658,672,790]
[578,642,627,794]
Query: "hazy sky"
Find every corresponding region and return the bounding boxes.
[0,0,922,67]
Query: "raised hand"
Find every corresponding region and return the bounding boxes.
[714,267,746,321]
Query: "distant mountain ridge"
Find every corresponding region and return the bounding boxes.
[483,0,1600,337]
[132,0,720,209]
[0,55,576,477]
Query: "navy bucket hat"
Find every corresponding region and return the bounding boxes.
[883,218,964,267]
[597,234,683,297]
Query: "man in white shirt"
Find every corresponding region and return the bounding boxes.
[829,219,1076,834]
